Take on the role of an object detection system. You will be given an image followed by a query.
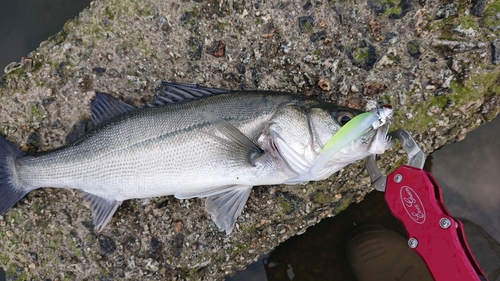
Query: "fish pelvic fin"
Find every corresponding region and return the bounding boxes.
[0,135,28,215]
[82,192,122,232]
[205,186,253,234]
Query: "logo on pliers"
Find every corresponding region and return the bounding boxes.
[400,186,426,224]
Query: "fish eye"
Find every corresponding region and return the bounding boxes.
[336,111,355,126]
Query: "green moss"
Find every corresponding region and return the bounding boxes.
[138,7,151,16]
[9,210,22,222]
[382,5,402,17]
[30,104,44,122]
[458,16,477,29]
[48,29,69,46]
[5,266,29,280]
[8,66,25,77]
[278,197,292,214]
[481,0,500,35]
[313,192,328,204]
[376,0,402,17]
[334,193,355,215]
[0,253,10,264]
[450,71,500,103]
[483,0,500,20]
[393,71,500,132]
[33,60,43,71]
[352,45,369,63]
[304,21,312,31]
[104,6,114,20]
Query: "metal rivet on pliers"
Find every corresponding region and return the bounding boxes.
[394,174,403,183]
[408,238,418,248]
[439,218,451,229]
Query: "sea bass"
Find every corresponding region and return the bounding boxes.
[0,82,392,234]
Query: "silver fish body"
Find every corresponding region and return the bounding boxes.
[0,82,391,233]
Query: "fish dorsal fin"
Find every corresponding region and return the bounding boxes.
[149,81,229,107]
[205,186,253,234]
[91,92,135,125]
[82,192,122,232]
[201,112,263,166]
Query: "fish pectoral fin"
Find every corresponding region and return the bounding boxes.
[91,92,135,125]
[270,130,311,177]
[201,112,263,166]
[82,192,122,232]
[204,186,253,235]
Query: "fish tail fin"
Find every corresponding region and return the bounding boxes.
[0,135,27,215]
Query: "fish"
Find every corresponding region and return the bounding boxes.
[0,82,393,234]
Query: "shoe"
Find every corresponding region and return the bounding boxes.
[346,224,433,281]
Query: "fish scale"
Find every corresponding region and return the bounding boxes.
[0,82,392,234]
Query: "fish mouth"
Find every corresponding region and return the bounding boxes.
[284,105,393,184]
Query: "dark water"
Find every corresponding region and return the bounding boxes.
[0,0,91,73]
[1,1,499,280]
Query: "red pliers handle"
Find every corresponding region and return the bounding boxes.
[366,129,488,281]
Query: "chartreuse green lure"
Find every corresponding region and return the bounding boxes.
[285,105,392,184]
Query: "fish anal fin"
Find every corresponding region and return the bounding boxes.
[91,92,135,126]
[82,192,122,232]
[204,186,253,234]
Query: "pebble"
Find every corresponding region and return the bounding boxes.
[92,67,106,76]
[441,76,453,88]
[453,25,477,37]
[298,16,314,33]
[381,32,399,46]
[492,39,500,65]
[317,78,330,91]
[280,41,291,53]
[435,4,457,19]
[346,40,377,70]
[470,0,486,17]
[427,105,440,116]
[407,40,421,58]
[187,37,203,60]
[309,31,326,43]
[350,85,359,93]
[207,40,226,57]
[240,52,252,64]
[27,133,42,150]
[98,235,116,256]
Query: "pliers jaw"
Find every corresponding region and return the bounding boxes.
[366,129,426,191]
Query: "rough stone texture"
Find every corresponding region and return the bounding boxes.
[493,38,500,65]
[0,0,500,280]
